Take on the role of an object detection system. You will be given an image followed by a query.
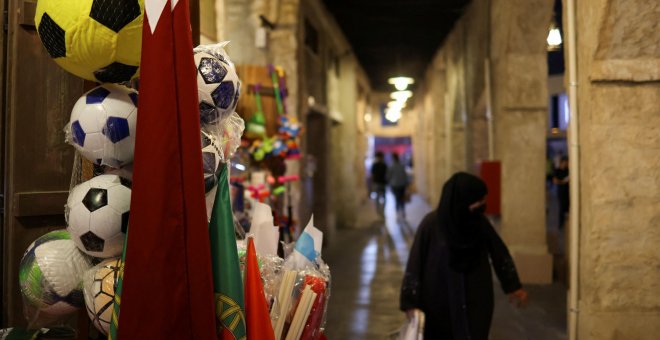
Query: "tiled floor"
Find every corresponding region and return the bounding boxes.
[323,193,567,340]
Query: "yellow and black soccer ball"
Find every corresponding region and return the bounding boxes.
[35,0,144,83]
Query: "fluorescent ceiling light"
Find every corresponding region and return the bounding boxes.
[388,77,415,91]
[547,26,562,49]
[391,90,413,102]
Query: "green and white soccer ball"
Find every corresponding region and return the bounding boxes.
[19,230,92,315]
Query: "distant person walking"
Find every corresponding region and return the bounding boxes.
[371,151,388,214]
[400,172,527,339]
[387,153,408,218]
[553,156,570,229]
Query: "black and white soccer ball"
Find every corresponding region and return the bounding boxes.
[68,84,138,168]
[194,46,241,126]
[202,130,223,193]
[66,175,131,258]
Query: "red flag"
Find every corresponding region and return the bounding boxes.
[117,0,217,338]
[245,238,275,340]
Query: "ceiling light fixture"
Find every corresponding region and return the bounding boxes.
[547,24,562,50]
[388,77,415,91]
[387,101,406,109]
[385,108,402,123]
[390,90,413,102]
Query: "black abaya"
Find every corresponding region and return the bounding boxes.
[400,174,522,340]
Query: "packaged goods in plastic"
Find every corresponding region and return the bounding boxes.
[66,174,131,258]
[83,258,122,335]
[19,230,92,319]
[34,0,143,83]
[194,42,241,126]
[65,84,138,168]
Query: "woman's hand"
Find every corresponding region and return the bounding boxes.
[405,308,421,319]
[508,288,528,308]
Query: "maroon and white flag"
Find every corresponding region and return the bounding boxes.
[117,0,217,338]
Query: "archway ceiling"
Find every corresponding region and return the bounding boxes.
[322,0,471,91]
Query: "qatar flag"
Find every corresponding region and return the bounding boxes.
[113,0,217,338]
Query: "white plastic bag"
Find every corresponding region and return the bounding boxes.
[392,309,424,340]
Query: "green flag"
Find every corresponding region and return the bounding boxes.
[211,164,247,339]
[108,228,128,340]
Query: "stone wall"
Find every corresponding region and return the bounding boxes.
[414,0,554,283]
[573,0,660,338]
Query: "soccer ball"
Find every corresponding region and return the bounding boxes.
[34,0,143,83]
[68,84,138,168]
[84,258,121,335]
[202,130,223,193]
[19,230,92,315]
[67,175,131,258]
[194,45,241,126]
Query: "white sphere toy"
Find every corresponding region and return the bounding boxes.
[19,230,92,315]
[201,130,222,193]
[194,44,241,126]
[68,84,138,168]
[84,258,121,335]
[66,175,131,258]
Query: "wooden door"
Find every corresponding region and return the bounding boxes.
[1,0,84,326]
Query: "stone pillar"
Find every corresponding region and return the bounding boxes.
[573,0,660,337]
[328,57,360,229]
[491,0,554,284]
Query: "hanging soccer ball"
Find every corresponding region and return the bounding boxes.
[84,258,121,335]
[202,130,222,193]
[19,230,92,315]
[68,84,138,168]
[34,0,143,83]
[67,175,131,258]
[194,45,241,126]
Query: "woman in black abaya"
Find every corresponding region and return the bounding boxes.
[400,172,528,340]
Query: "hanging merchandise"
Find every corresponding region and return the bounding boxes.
[66,84,138,169]
[269,65,285,115]
[201,129,223,193]
[19,230,92,317]
[246,84,268,139]
[83,258,122,335]
[194,42,241,126]
[66,174,131,259]
[34,0,144,83]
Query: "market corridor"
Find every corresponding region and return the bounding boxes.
[324,195,567,340]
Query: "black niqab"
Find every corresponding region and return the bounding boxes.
[437,172,488,272]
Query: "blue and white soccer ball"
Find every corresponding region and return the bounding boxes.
[68,84,138,168]
[201,130,222,193]
[194,45,241,126]
[66,175,131,258]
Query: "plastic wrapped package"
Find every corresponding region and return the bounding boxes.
[66,174,130,259]
[19,230,92,327]
[82,258,122,335]
[259,255,285,311]
[286,264,331,340]
[64,84,138,169]
[203,112,245,163]
[204,113,246,222]
[193,42,241,127]
[299,262,331,339]
[270,264,331,340]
